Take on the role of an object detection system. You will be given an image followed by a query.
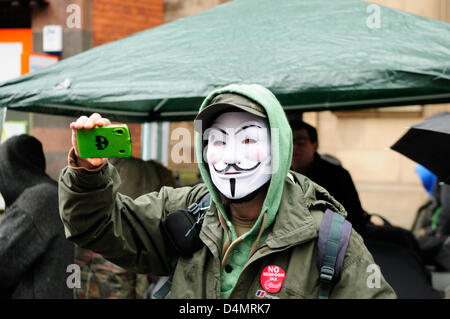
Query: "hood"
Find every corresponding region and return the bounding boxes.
[0,134,53,207]
[195,84,292,241]
[415,164,437,197]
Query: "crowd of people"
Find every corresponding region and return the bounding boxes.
[0,84,448,299]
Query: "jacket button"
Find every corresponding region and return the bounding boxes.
[225,264,233,273]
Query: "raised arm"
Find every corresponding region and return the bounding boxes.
[59,113,208,275]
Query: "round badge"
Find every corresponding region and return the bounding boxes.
[260,265,286,293]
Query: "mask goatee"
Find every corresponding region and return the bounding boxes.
[230,178,236,198]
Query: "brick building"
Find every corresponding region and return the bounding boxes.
[2,0,165,179]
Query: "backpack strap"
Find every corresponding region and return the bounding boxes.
[152,192,211,299]
[317,209,352,299]
[151,258,177,299]
[185,193,211,237]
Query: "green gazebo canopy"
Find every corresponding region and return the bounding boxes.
[0,0,449,122]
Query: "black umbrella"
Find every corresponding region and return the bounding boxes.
[391,112,450,181]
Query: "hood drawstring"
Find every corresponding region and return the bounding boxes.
[217,210,231,257]
[221,237,244,271]
[217,209,244,270]
[218,208,268,270]
[248,210,267,260]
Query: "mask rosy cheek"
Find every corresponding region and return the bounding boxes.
[207,152,216,163]
[252,149,269,161]
[255,150,263,161]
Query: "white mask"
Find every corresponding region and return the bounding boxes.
[204,112,272,200]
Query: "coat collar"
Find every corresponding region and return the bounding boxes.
[200,171,344,255]
[264,173,319,249]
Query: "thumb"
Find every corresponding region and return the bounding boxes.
[89,158,105,167]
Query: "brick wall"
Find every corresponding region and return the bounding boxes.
[93,0,163,46]
[92,0,164,158]
[29,0,164,180]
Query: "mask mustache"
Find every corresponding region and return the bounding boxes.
[213,162,261,174]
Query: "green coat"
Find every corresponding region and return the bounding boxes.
[59,161,396,299]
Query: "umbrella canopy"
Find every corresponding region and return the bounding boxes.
[391,112,450,181]
[0,0,450,122]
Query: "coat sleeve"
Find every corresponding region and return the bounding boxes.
[58,161,208,276]
[330,230,397,299]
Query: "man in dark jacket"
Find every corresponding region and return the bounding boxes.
[0,134,74,298]
[289,120,370,234]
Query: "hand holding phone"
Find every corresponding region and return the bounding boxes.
[76,124,131,158]
[70,113,112,168]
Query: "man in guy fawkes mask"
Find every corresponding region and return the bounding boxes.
[199,94,273,211]
[205,111,271,202]
[59,84,395,299]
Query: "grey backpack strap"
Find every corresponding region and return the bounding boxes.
[151,275,174,299]
[317,209,352,299]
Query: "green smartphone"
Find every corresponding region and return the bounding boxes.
[76,124,132,158]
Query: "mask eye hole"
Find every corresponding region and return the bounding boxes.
[213,140,226,147]
[242,138,256,145]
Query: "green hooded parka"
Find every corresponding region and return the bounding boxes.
[58,84,396,299]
